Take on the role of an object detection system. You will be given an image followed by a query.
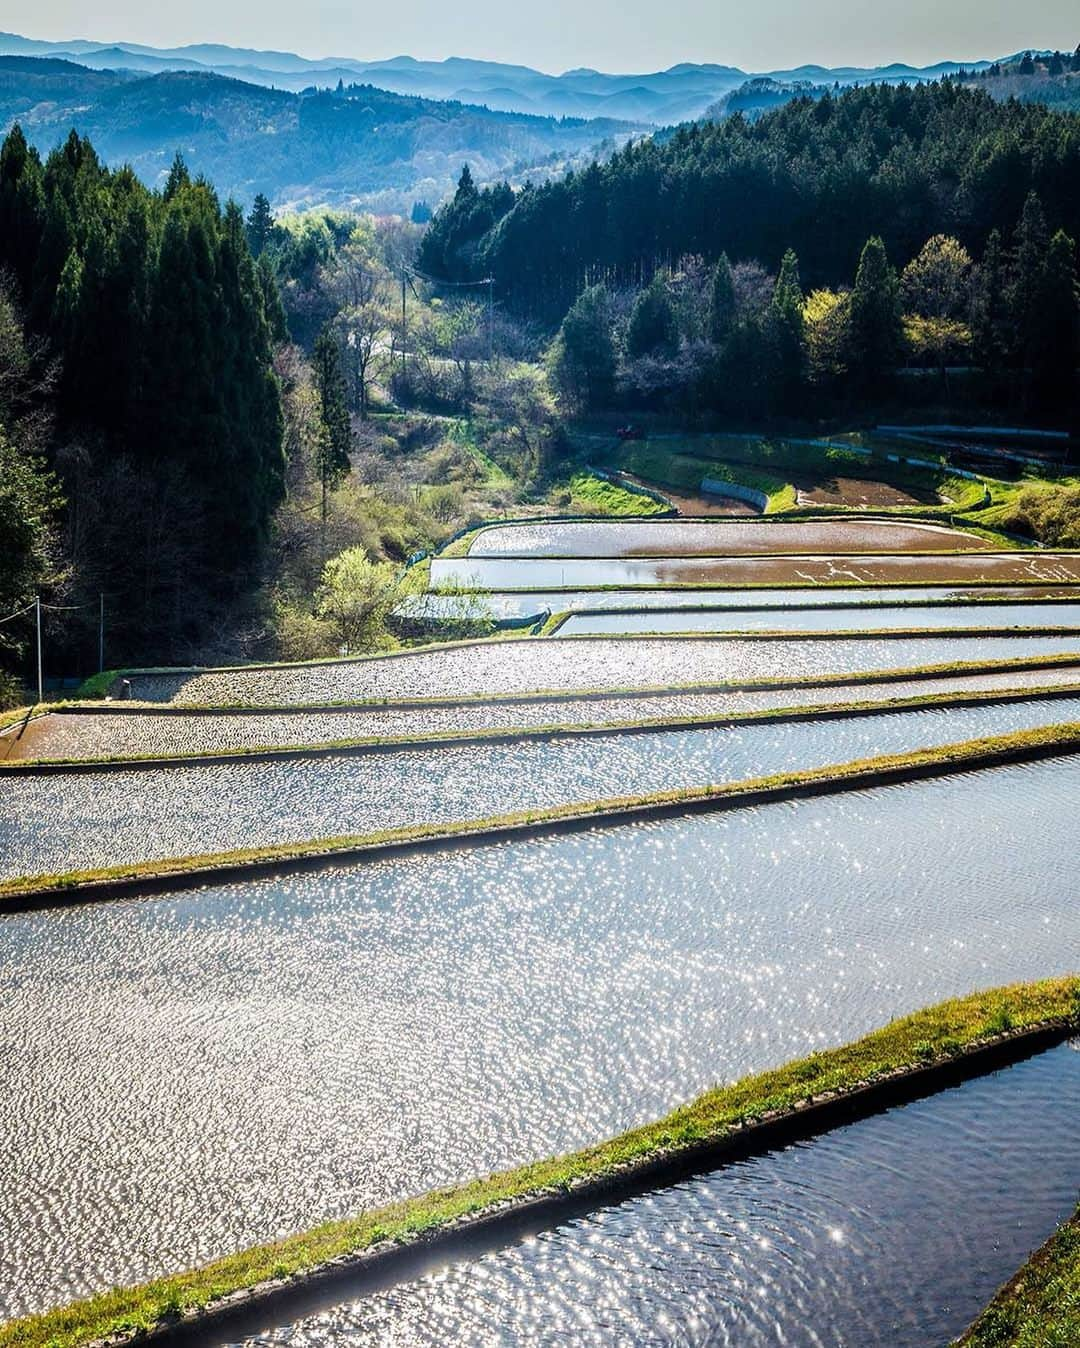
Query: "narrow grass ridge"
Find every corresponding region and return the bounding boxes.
[4,721,1080,904]
[959,1202,1080,1346]
[1,978,1075,1348]
[7,682,1080,772]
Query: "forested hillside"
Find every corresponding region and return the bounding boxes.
[0,57,635,212]
[0,125,284,673]
[421,83,1080,318]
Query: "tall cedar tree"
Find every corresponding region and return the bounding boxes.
[626,274,677,357]
[312,325,352,486]
[848,236,901,391]
[769,248,807,409]
[0,124,285,659]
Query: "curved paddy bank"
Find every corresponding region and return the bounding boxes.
[7,669,1080,765]
[415,584,1080,621]
[2,760,1079,1317]
[221,1038,1080,1348]
[5,696,1080,882]
[430,552,1080,588]
[119,635,1080,705]
[550,601,1080,636]
[466,518,996,557]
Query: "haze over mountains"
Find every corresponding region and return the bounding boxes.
[0,29,995,123]
[0,30,1073,213]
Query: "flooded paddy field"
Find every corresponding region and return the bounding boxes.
[420,584,1080,621]
[233,1041,1080,1348]
[122,635,1080,705]
[468,519,994,557]
[430,551,1080,589]
[5,694,1080,881]
[2,756,1079,1316]
[554,601,1080,637]
[9,666,1080,763]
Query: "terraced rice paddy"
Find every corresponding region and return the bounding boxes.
[430,552,1080,588]
[232,1041,1080,1348]
[5,695,1080,881]
[414,584,1080,621]
[121,634,1080,705]
[6,511,1080,1346]
[3,756,1080,1318]
[468,518,994,556]
[7,666,1080,763]
[553,601,1080,636]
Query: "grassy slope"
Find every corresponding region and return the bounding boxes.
[960,1205,1080,1347]
[3,977,1076,1348]
[4,720,1080,901]
[559,469,668,516]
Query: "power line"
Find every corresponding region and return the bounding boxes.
[0,602,35,627]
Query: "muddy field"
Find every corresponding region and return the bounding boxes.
[794,476,940,508]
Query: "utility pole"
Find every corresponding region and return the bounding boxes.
[487,277,494,363]
[401,265,408,381]
[99,592,105,673]
[35,594,43,705]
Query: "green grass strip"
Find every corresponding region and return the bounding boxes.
[4,721,1080,902]
[960,1203,1080,1346]
[2,977,1076,1348]
[8,682,1080,772]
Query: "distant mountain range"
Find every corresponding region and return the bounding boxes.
[0,55,638,212]
[1,32,1072,214]
[0,30,997,123]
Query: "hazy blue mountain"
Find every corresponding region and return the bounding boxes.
[0,57,638,211]
[0,30,996,122]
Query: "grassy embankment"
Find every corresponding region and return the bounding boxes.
[1,977,1075,1348]
[960,1204,1080,1346]
[5,720,1080,902]
[581,431,1080,547]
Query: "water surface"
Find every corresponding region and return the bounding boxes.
[430,553,1080,589]
[2,756,1079,1315]
[10,666,1080,762]
[235,1043,1080,1348]
[469,519,992,557]
[125,635,1080,705]
[555,602,1080,637]
[6,695,1080,879]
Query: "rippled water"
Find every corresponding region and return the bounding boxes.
[555,602,1080,636]
[419,585,1080,620]
[237,1043,1080,1348]
[2,756,1079,1316]
[431,554,1080,588]
[5,696,1080,879]
[10,668,1080,762]
[469,519,992,556]
[124,635,1080,705]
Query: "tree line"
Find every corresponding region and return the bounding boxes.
[420,83,1080,325]
[0,126,284,680]
[547,199,1079,421]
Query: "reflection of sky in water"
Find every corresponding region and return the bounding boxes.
[6,695,1080,879]
[555,602,1080,636]
[16,665,1080,762]
[236,1043,1080,1348]
[412,584,1080,619]
[3,756,1079,1316]
[468,519,993,557]
[430,553,1080,588]
[128,634,1080,704]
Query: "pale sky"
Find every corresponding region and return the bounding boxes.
[8,0,1079,74]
